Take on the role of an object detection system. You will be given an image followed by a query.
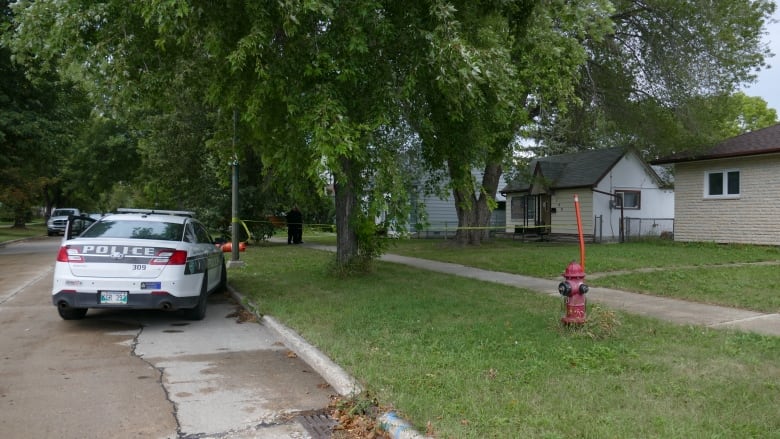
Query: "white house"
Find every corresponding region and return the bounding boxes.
[501,147,674,241]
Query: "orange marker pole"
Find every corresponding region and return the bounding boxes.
[574,194,585,270]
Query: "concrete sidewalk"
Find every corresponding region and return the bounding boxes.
[306,243,780,337]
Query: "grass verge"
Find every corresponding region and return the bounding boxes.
[228,243,780,438]
[383,238,780,278]
[0,223,46,243]
[299,235,780,312]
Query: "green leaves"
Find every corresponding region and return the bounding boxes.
[534,0,776,156]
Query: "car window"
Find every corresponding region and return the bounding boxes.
[80,220,185,241]
[193,222,213,244]
[52,209,76,216]
[183,223,198,243]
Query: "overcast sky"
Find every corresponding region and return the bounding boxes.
[742,11,780,112]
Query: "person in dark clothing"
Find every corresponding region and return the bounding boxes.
[286,206,303,244]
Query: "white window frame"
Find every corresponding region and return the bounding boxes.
[704,169,740,199]
[614,190,641,210]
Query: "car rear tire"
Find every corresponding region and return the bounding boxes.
[58,306,88,320]
[217,261,227,292]
[183,275,208,321]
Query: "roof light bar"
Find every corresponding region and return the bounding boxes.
[116,208,195,217]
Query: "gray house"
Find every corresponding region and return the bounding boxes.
[502,147,674,241]
[409,169,509,237]
[652,123,780,245]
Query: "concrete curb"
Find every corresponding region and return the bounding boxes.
[378,412,430,439]
[226,286,363,395]
[261,314,363,397]
[0,239,23,248]
[226,285,431,438]
[0,235,46,248]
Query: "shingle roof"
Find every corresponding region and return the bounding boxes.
[501,147,627,193]
[652,123,780,164]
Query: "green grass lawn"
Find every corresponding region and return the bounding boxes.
[228,241,780,438]
[0,223,47,243]
[303,235,780,313]
[382,237,780,277]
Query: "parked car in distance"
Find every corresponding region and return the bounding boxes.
[52,208,227,320]
[47,208,80,236]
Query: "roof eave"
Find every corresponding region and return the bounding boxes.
[502,183,594,194]
[652,148,780,165]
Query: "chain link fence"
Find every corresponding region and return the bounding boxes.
[624,217,674,241]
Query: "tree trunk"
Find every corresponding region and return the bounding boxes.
[12,212,27,228]
[42,182,58,219]
[451,161,502,245]
[334,156,360,267]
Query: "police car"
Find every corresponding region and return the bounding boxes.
[52,208,226,320]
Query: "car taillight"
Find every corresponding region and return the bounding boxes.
[57,246,84,263]
[151,249,187,265]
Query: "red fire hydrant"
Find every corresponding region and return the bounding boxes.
[558,261,589,325]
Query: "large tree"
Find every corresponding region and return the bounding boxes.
[399,1,615,244]
[535,0,776,157]
[0,0,94,225]
[415,0,774,244]
[7,0,407,267]
[183,1,406,266]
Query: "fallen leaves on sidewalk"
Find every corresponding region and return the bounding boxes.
[225,307,257,323]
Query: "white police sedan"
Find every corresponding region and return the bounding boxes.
[52,209,226,320]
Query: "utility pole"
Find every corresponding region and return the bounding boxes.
[592,188,624,243]
[228,108,245,268]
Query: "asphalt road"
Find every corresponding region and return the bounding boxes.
[0,237,333,439]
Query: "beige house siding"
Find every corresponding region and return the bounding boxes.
[505,190,594,234]
[674,154,780,245]
[551,189,593,235]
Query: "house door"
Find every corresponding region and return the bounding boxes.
[537,194,551,231]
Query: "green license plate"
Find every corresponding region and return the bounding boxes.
[99,291,128,304]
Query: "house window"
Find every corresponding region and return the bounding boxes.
[615,190,641,209]
[510,196,524,220]
[526,196,536,222]
[510,195,535,222]
[705,170,740,198]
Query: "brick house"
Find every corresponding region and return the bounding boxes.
[652,123,780,245]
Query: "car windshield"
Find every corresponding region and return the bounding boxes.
[52,209,76,216]
[80,220,184,241]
